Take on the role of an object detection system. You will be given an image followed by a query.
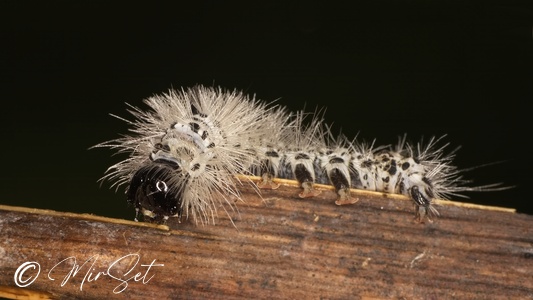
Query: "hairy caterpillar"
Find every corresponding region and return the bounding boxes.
[95,85,506,224]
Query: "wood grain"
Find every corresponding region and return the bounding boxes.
[1,178,532,299]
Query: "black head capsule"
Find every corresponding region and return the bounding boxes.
[127,159,183,223]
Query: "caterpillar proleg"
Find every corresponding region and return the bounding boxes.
[95,85,507,224]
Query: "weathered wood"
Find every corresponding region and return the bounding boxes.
[1,178,532,299]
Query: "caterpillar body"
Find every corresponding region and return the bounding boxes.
[96,85,505,224]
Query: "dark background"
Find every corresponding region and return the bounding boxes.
[1,2,531,219]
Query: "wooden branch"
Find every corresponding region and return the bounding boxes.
[1,178,532,299]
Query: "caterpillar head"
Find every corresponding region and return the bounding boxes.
[127,159,184,223]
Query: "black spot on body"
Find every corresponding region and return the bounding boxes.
[266,151,279,158]
[388,160,397,175]
[402,162,410,170]
[190,105,207,118]
[361,160,372,168]
[189,122,200,133]
[155,143,170,152]
[295,153,310,160]
[329,157,344,164]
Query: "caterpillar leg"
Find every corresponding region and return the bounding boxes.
[299,180,322,198]
[284,151,321,198]
[334,187,358,205]
[329,168,358,205]
[409,185,439,223]
[294,162,321,198]
[256,155,281,189]
[257,173,281,189]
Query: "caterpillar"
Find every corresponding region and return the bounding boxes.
[95,85,506,225]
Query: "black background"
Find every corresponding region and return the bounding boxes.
[1,1,531,219]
